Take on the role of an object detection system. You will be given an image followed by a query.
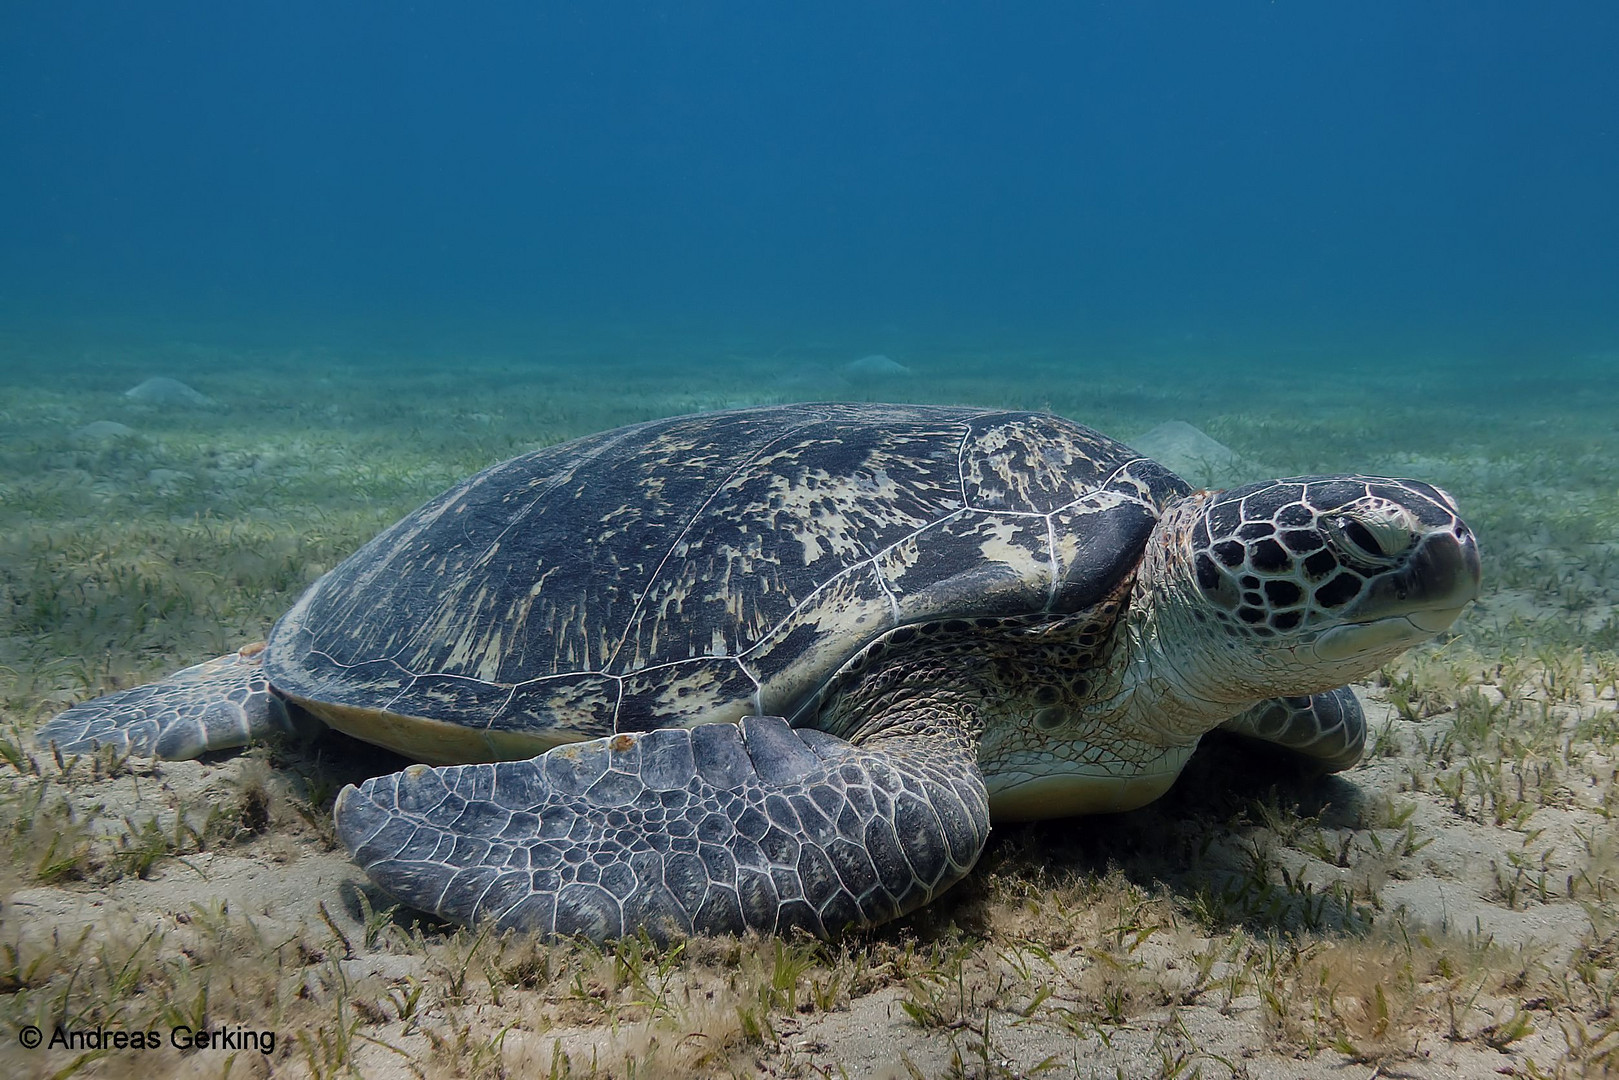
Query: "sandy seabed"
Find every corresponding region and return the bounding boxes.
[2,331,1617,1078]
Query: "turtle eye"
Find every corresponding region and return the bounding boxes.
[1325,513,1412,563]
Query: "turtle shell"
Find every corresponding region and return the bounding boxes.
[265,403,1189,762]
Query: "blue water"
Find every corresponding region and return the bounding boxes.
[2,2,1616,358]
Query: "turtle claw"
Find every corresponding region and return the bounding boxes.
[35,645,294,760]
[336,716,991,942]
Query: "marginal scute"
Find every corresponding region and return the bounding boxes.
[875,511,1054,620]
[1048,495,1163,612]
[615,658,757,730]
[740,563,896,715]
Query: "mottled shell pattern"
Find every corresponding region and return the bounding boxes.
[266,403,1189,762]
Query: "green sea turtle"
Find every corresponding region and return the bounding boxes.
[38,403,1480,942]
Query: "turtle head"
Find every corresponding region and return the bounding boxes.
[1141,476,1481,705]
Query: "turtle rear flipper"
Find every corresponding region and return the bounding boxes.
[335,715,991,942]
[36,645,295,760]
[1219,687,1366,772]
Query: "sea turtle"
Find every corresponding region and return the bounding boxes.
[37,403,1480,942]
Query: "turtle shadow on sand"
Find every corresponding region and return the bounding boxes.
[907,733,1375,945]
[281,714,1377,945]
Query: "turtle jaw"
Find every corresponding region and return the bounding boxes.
[1310,607,1470,663]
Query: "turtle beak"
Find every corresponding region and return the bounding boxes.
[1382,520,1481,621]
[1313,522,1481,662]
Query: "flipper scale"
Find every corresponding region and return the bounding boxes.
[35,645,295,759]
[335,716,990,942]
[1220,687,1367,771]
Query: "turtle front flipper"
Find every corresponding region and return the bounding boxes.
[334,715,991,942]
[1219,688,1366,772]
[36,644,296,760]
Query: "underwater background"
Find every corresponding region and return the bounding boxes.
[7,6,1619,1076]
[3,1,1616,355]
[2,0,1617,738]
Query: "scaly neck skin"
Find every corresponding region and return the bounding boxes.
[814,580,1218,821]
[818,632,1199,822]
[1107,497,1267,743]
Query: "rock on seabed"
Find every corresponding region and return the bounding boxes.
[125,377,217,407]
[840,354,914,382]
